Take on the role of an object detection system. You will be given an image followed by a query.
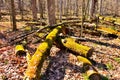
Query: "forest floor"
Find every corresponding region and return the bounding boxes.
[0,14,120,80]
[0,23,120,80]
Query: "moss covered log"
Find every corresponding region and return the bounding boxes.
[24,26,62,80]
[77,56,92,65]
[77,56,101,80]
[15,44,26,56]
[97,26,117,35]
[61,38,94,57]
[84,64,101,80]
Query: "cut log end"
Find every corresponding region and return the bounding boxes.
[87,48,94,57]
[16,50,26,56]
[89,73,101,80]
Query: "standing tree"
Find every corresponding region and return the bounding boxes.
[47,0,56,26]
[59,0,63,22]
[38,0,44,19]
[88,0,97,19]
[11,0,17,31]
[18,0,24,20]
[98,0,102,15]
[31,0,37,21]
[81,0,85,37]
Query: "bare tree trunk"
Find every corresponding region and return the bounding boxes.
[59,0,62,22]
[98,0,102,15]
[74,0,78,16]
[47,0,56,26]
[18,0,24,20]
[81,0,85,37]
[31,0,37,21]
[115,0,119,16]
[0,4,1,19]
[11,0,17,31]
[89,0,97,19]
[0,0,3,19]
[38,0,43,19]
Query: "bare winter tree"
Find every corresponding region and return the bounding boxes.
[47,0,56,26]
[38,0,44,19]
[31,0,37,21]
[89,0,97,19]
[59,0,62,22]
[10,0,17,31]
[18,0,24,20]
[98,0,102,15]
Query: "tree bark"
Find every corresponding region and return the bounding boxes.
[18,0,24,20]
[98,0,102,15]
[47,0,56,26]
[59,0,62,22]
[10,0,17,31]
[31,0,37,21]
[89,0,97,19]
[38,0,44,19]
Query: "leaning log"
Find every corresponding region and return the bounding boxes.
[24,26,62,80]
[61,38,94,57]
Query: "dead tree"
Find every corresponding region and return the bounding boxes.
[31,0,37,21]
[10,0,17,31]
[47,0,56,26]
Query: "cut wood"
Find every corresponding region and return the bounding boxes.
[61,38,94,57]
[24,26,62,80]
[77,56,92,65]
[97,26,117,35]
[15,44,26,56]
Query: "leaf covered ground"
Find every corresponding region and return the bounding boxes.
[0,26,120,80]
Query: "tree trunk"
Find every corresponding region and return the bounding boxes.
[47,0,56,26]
[115,0,119,16]
[98,0,102,15]
[18,0,24,20]
[81,0,85,37]
[89,0,97,19]
[11,0,17,31]
[31,0,37,21]
[59,0,62,22]
[38,0,44,19]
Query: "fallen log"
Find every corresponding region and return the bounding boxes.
[84,65,101,80]
[97,26,117,35]
[77,56,92,65]
[24,26,62,80]
[61,38,94,57]
[77,56,101,80]
[15,44,26,56]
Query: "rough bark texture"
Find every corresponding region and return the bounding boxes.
[38,0,44,19]
[18,0,24,20]
[11,0,17,31]
[31,0,37,21]
[47,0,56,26]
